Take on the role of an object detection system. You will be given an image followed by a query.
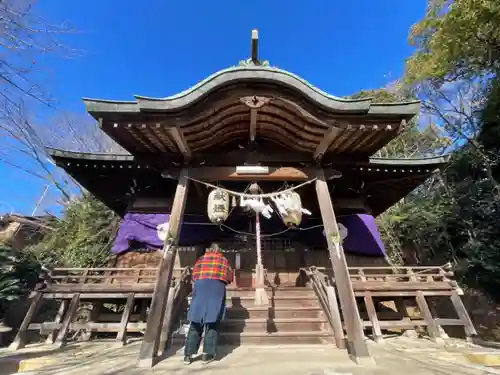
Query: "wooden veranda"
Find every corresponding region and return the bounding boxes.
[10,263,476,360]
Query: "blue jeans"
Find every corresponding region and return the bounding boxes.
[184,322,219,357]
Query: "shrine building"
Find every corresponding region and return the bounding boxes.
[9,30,476,368]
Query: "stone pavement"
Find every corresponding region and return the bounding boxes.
[2,337,500,375]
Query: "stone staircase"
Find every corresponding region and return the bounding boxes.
[173,286,334,345]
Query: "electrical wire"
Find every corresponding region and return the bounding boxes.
[181,221,325,238]
[219,223,291,238]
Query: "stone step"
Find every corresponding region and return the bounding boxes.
[226,287,315,298]
[226,306,324,319]
[188,295,320,308]
[172,330,334,345]
[181,317,329,333]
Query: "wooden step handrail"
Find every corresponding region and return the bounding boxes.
[301,266,345,349]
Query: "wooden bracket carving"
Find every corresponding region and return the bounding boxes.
[240,96,272,142]
[167,126,192,160]
[240,96,272,110]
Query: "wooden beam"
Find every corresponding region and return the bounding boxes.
[364,292,383,342]
[158,286,176,355]
[32,322,147,332]
[315,170,370,363]
[162,166,342,182]
[9,292,43,350]
[241,96,271,142]
[192,148,315,165]
[168,127,192,160]
[351,282,454,291]
[137,169,189,368]
[46,284,155,293]
[326,285,345,349]
[54,293,81,348]
[314,126,342,161]
[116,293,135,345]
[415,290,443,343]
[40,292,154,299]
[333,198,366,211]
[45,300,68,344]
[449,290,477,339]
[249,109,257,141]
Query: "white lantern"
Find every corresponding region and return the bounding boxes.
[156,222,170,241]
[322,223,348,242]
[207,189,230,223]
[281,191,303,227]
[339,223,348,241]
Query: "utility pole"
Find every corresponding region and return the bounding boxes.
[31,185,49,217]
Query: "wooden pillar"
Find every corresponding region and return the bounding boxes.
[158,286,176,355]
[45,300,68,344]
[117,293,135,345]
[450,290,477,340]
[137,169,189,368]
[315,171,370,362]
[54,293,81,348]
[81,302,101,341]
[364,292,383,342]
[415,291,443,343]
[395,298,418,338]
[326,285,346,349]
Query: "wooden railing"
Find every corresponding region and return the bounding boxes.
[49,267,159,284]
[159,267,192,353]
[9,267,193,351]
[313,265,460,294]
[306,265,476,343]
[301,266,345,349]
[33,267,187,298]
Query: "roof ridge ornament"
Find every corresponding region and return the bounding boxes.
[239,29,270,67]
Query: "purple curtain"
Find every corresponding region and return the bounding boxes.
[340,214,386,256]
[111,213,220,254]
[111,212,386,257]
[292,214,386,256]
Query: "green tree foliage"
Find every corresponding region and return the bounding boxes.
[348,77,500,300]
[406,0,500,84]
[0,245,41,317]
[477,77,500,180]
[348,87,451,264]
[27,194,119,268]
[0,247,22,302]
[386,0,500,300]
[349,87,450,158]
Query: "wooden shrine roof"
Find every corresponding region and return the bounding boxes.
[48,148,448,216]
[83,64,420,162]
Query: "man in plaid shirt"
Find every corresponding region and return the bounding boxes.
[184,243,233,365]
[192,246,234,284]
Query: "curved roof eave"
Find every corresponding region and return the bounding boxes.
[368,155,450,166]
[47,147,449,167]
[46,147,134,162]
[82,65,420,117]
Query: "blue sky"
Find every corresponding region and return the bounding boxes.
[1,0,427,215]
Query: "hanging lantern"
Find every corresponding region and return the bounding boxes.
[339,223,348,241]
[322,223,348,242]
[207,189,230,223]
[281,191,303,227]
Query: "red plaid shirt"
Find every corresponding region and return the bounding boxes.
[192,251,233,284]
